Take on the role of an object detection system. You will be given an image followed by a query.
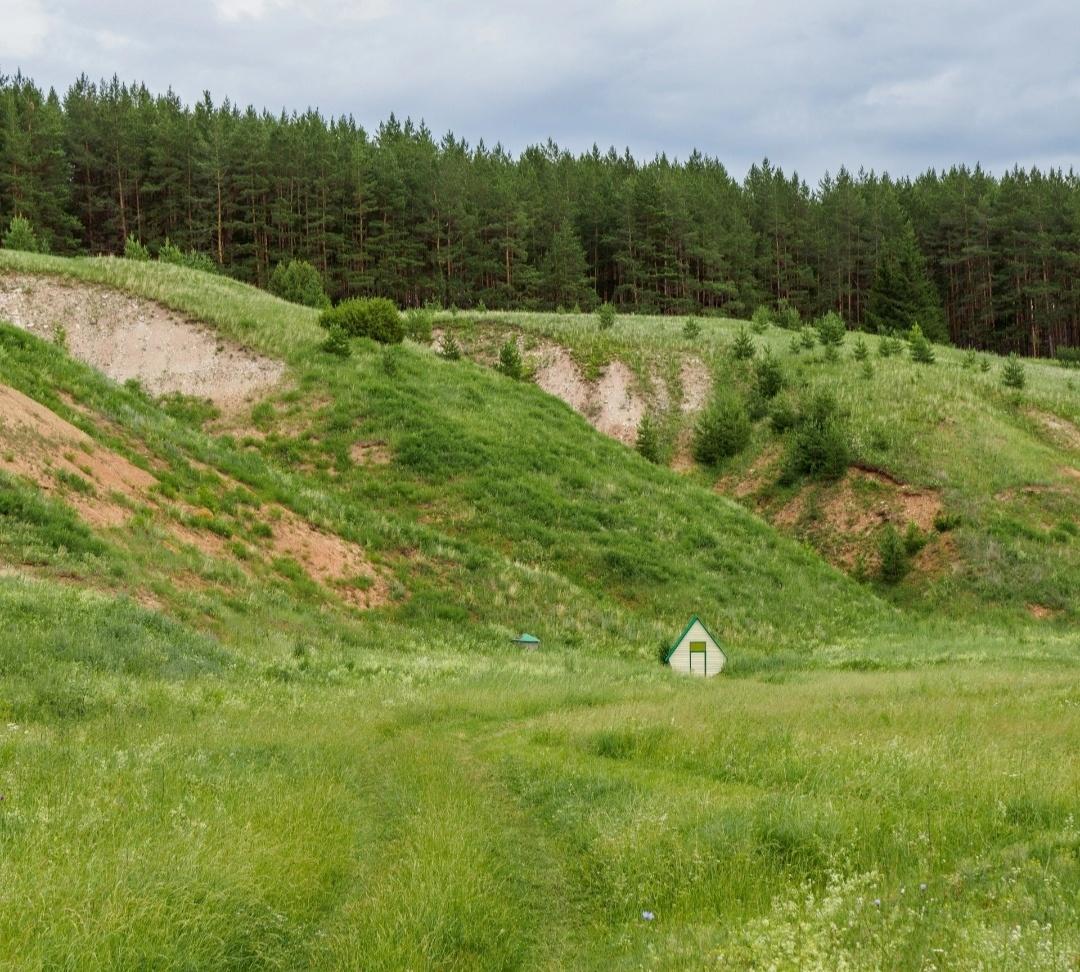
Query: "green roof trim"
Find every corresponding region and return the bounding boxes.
[663,615,726,664]
[512,633,541,644]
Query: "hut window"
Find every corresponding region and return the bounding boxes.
[689,641,706,653]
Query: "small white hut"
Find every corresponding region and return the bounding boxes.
[663,615,726,677]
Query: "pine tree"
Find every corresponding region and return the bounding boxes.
[731,327,756,360]
[908,323,936,364]
[498,338,523,379]
[635,412,664,464]
[867,219,946,340]
[1001,353,1026,389]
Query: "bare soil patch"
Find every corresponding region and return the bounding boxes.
[532,346,592,415]
[0,383,389,608]
[350,440,392,466]
[593,361,646,445]
[0,383,155,527]
[767,466,944,571]
[679,358,711,413]
[1026,408,1080,452]
[266,510,389,609]
[0,274,284,408]
[530,345,702,447]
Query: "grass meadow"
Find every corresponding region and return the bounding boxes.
[0,252,1077,969]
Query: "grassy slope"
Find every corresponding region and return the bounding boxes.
[0,252,1077,970]
[450,308,1080,625]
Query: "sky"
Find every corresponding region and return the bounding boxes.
[2,0,1078,181]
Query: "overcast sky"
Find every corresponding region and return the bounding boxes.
[2,0,1077,180]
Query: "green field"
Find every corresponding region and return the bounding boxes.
[0,252,1077,970]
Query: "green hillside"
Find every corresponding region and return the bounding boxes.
[439,307,1080,626]
[0,253,1077,969]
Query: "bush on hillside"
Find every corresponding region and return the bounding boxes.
[404,307,435,343]
[754,348,784,399]
[321,324,351,357]
[780,388,852,483]
[878,333,904,358]
[269,259,331,309]
[683,317,702,340]
[731,327,756,360]
[775,299,802,330]
[439,331,462,360]
[158,238,219,274]
[1054,347,1080,368]
[2,216,43,253]
[768,390,800,433]
[852,336,869,362]
[908,323,936,364]
[693,389,752,465]
[319,297,403,344]
[499,338,523,379]
[636,412,665,464]
[816,311,847,349]
[1001,353,1026,390]
[597,302,616,330]
[878,524,909,584]
[751,305,775,331]
[123,235,150,261]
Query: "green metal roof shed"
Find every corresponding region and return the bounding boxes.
[512,633,541,650]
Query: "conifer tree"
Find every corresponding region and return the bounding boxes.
[867,220,945,341]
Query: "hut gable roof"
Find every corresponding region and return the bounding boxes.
[663,615,725,664]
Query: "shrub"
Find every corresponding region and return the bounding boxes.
[731,327,756,360]
[754,348,784,399]
[934,510,962,533]
[1054,347,1080,368]
[799,326,817,351]
[878,525,909,584]
[878,333,904,358]
[158,238,219,274]
[268,260,330,309]
[319,297,403,344]
[439,331,462,360]
[636,412,665,464]
[404,308,435,343]
[860,360,874,380]
[768,391,800,433]
[852,336,869,362]
[498,339,523,379]
[903,522,928,555]
[597,302,616,330]
[781,389,852,483]
[816,311,846,349]
[775,299,802,330]
[908,323,936,364]
[123,235,150,261]
[962,349,978,370]
[683,317,702,340]
[751,305,774,332]
[978,356,991,373]
[2,216,42,253]
[693,389,752,465]
[321,324,351,358]
[1001,353,1026,390]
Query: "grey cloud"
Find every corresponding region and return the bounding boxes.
[5,0,1079,179]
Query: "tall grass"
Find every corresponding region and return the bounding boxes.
[0,258,1077,968]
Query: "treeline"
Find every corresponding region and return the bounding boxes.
[2,71,1080,355]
